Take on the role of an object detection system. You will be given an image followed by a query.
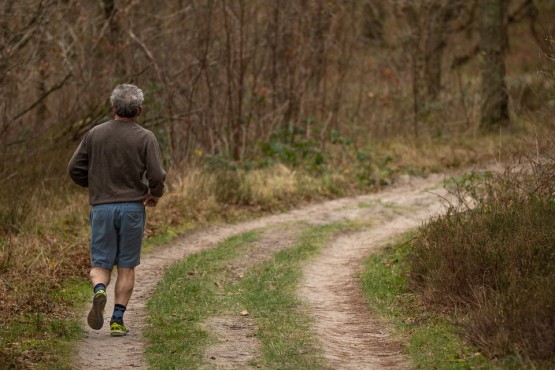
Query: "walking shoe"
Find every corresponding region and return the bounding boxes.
[87,289,107,330]
[110,321,129,336]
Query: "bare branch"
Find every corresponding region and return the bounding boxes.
[11,72,72,121]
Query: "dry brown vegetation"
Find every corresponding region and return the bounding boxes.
[0,0,554,368]
[410,154,554,368]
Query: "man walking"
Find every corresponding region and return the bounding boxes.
[68,84,166,336]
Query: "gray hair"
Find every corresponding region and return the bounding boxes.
[110,84,144,118]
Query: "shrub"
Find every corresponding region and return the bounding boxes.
[409,157,554,367]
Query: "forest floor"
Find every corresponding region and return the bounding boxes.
[73,171,459,369]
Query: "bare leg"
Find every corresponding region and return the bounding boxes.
[90,267,111,287]
[114,267,135,306]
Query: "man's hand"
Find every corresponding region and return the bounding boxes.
[144,194,159,207]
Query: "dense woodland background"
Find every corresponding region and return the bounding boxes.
[0,0,554,369]
[1,0,553,172]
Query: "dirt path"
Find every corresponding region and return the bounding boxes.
[299,183,449,369]
[74,173,449,369]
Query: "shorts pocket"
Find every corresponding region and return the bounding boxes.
[124,210,145,227]
[91,209,110,225]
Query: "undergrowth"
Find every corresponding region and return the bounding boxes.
[409,155,555,368]
[361,234,521,369]
[0,278,90,369]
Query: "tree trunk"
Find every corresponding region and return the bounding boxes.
[480,0,509,130]
[101,0,126,78]
[362,0,386,45]
[424,2,447,100]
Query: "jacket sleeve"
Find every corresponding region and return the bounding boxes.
[68,132,90,188]
[145,132,166,197]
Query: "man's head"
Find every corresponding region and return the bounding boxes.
[110,84,144,118]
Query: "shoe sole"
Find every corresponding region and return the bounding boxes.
[110,329,128,337]
[110,325,129,337]
[87,293,106,330]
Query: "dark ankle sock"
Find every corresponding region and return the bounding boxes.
[93,283,106,293]
[111,304,126,324]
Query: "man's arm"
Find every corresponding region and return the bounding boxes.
[68,133,90,188]
[145,132,166,198]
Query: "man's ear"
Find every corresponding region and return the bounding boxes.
[137,106,143,117]
[111,106,116,114]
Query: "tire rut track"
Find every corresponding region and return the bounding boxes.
[299,184,449,369]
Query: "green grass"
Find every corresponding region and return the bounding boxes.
[142,223,196,254]
[145,222,359,369]
[407,322,490,370]
[236,223,354,369]
[0,278,90,369]
[145,230,260,369]
[360,234,514,370]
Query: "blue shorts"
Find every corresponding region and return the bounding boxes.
[89,202,146,270]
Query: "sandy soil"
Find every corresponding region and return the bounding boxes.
[74,172,450,369]
[203,315,260,370]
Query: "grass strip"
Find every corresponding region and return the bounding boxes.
[360,233,520,370]
[145,230,260,369]
[235,223,355,369]
[145,222,359,369]
[0,278,90,369]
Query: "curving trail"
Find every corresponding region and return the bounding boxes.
[74,173,450,369]
[299,185,448,369]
